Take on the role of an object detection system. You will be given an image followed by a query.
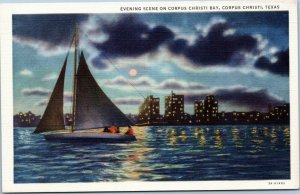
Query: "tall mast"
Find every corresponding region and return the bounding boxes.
[71,24,78,132]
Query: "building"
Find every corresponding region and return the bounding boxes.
[164,91,184,124]
[218,111,230,123]
[271,103,290,123]
[137,95,160,124]
[194,100,204,123]
[247,111,264,123]
[14,111,40,127]
[218,111,271,124]
[184,113,194,124]
[204,95,218,123]
[194,95,218,124]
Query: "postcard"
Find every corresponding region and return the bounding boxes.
[0,0,299,192]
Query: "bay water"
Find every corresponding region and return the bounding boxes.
[14,125,290,183]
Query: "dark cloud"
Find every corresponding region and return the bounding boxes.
[214,87,286,110]
[94,15,174,57]
[14,14,287,77]
[113,98,143,105]
[91,56,108,69]
[23,88,73,107]
[168,38,188,54]
[158,80,205,90]
[185,86,286,112]
[226,12,288,34]
[189,84,206,90]
[169,22,258,66]
[159,82,181,89]
[13,14,88,48]
[254,49,289,76]
[22,88,51,96]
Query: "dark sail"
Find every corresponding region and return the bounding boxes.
[33,58,67,134]
[74,52,133,130]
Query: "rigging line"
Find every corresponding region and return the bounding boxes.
[82,33,146,99]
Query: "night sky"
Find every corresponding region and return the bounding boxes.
[13,12,289,115]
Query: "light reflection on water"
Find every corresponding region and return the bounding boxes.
[14,125,290,183]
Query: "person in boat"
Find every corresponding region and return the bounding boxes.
[103,127,109,133]
[116,127,120,133]
[125,125,134,136]
[109,125,117,133]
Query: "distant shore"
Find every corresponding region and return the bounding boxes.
[15,123,289,128]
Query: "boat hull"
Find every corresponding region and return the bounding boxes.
[44,132,137,142]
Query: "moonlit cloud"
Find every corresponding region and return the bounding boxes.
[13,14,288,76]
[42,72,58,81]
[88,16,284,77]
[103,75,206,93]
[13,12,289,114]
[103,76,155,88]
[157,79,205,91]
[19,69,33,77]
[93,15,174,57]
[13,36,70,57]
[160,66,173,75]
[13,14,88,56]
[22,87,51,96]
[169,21,258,66]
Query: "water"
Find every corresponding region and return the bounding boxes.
[14,125,290,183]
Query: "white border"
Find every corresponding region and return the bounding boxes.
[0,0,299,192]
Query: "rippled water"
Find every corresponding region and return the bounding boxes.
[14,125,290,183]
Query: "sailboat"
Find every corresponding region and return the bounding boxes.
[33,26,137,142]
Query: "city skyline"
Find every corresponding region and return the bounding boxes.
[15,92,290,127]
[13,12,289,115]
[136,92,289,125]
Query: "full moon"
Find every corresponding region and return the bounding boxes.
[129,69,137,76]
